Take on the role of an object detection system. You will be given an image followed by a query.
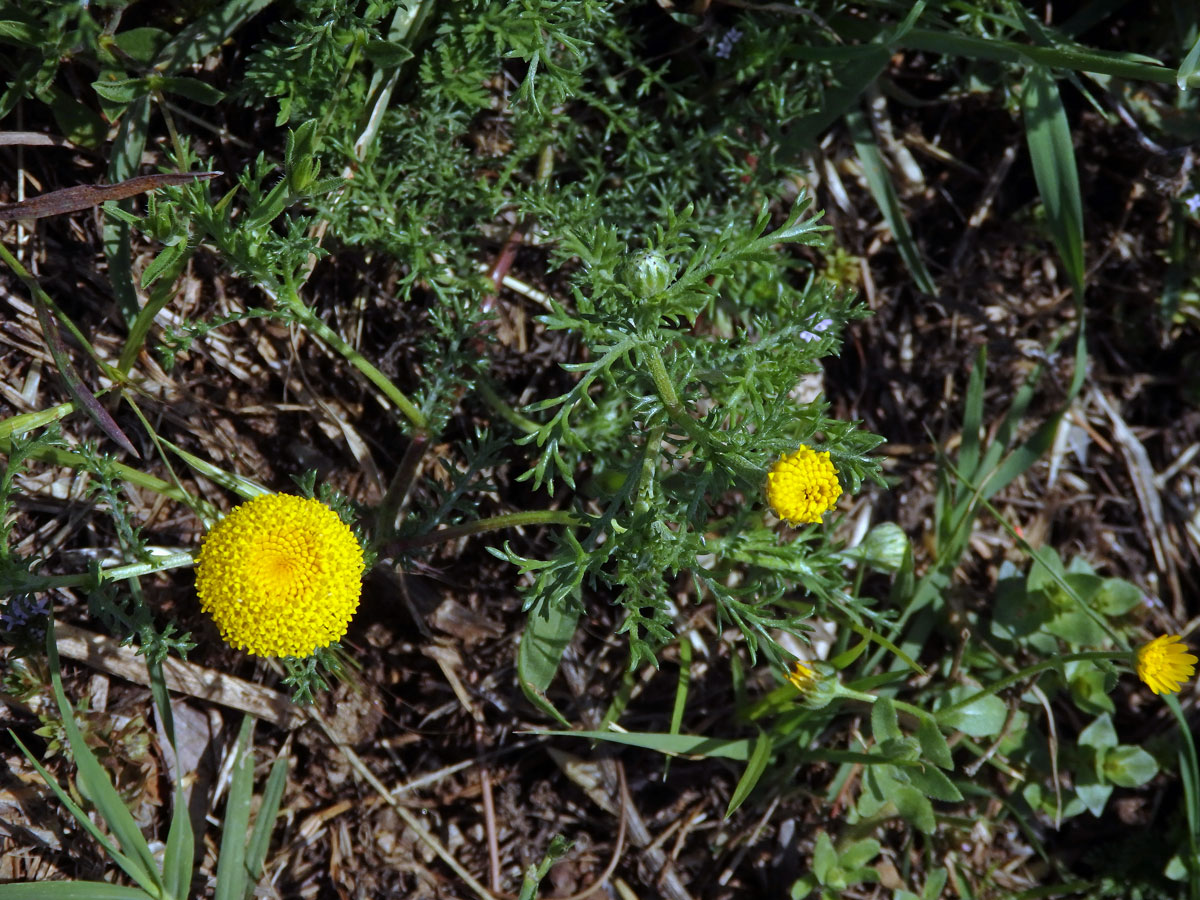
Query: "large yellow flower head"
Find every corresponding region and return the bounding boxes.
[195,494,365,658]
[1135,634,1197,695]
[766,445,842,525]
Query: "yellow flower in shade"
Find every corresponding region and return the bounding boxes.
[787,660,817,692]
[786,659,839,710]
[195,494,365,658]
[766,445,842,525]
[1135,634,1197,695]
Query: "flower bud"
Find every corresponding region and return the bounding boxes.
[619,250,674,299]
[858,522,909,573]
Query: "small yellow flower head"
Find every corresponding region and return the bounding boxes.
[1135,634,1197,695]
[766,445,842,525]
[787,659,839,710]
[787,659,817,692]
[195,494,365,658]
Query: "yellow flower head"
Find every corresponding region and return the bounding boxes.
[787,660,817,692]
[785,658,839,710]
[1135,634,1197,695]
[766,445,842,525]
[195,494,365,658]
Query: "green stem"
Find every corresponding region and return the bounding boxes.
[375,431,430,539]
[386,509,581,552]
[840,650,1130,726]
[477,377,539,433]
[32,550,196,591]
[644,343,681,412]
[839,689,936,727]
[280,285,427,431]
[642,343,761,483]
[938,650,1127,716]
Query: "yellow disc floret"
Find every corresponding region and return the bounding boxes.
[766,445,842,525]
[1135,634,1197,696]
[195,494,365,658]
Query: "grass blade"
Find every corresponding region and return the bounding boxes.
[1167,695,1200,898]
[43,620,164,896]
[958,347,986,484]
[243,746,289,900]
[157,436,269,500]
[547,730,752,761]
[0,882,157,899]
[214,716,257,900]
[1022,66,1085,293]
[0,401,77,441]
[151,659,195,900]
[846,108,937,295]
[8,732,152,895]
[104,95,150,325]
[1178,31,1200,90]
[725,729,772,817]
[663,637,692,777]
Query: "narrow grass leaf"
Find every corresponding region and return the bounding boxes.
[547,730,752,761]
[664,637,692,777]
[846,618,924,675]
[980,416,1060,502]
[959,347,986,484]
[43,622,164,895]
[0,401,77,441]
[1022,66,1085,292]
[151,658,195,900]
[1167,694,1200,896]
[29,293,139,458]
[0,438,211,517]
[244,747,289,900]
[0,882,157,899]
[1178,31,1200,90]
[214,716,257,900]
[104,94,149,325]
[158,436,269,499]
[669,638,691,739]
[894,28,1175,83]
[725,729,772,818]
[846,109,937,295]
[9,732,152,895]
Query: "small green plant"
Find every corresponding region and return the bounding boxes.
[791,830,881,899]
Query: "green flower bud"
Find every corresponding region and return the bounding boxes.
[145,203,181,243]
[787,659,840,710]
[858,522,909,573]
[619,250,674,299]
